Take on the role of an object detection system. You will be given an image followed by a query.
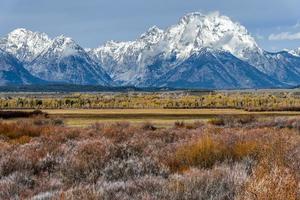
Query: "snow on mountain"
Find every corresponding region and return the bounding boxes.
[1,12,300,88]
[89,12,262,85]
[0,28,52,63]
[153,48,284,89]
[28,36,112,85]
[89,12,300,87]
[289,48,300,57]
[160,12,259,59]
[0,48,46,86]
[0,29,112,85]
[88,26,165,83]
[243,50,300,85]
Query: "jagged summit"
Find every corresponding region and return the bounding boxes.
[44,35,82,58]
[166,12,259,58]
[0,28,52,63]
[140,26,164,43]
[0,29,112,85]
[27,34,112,85]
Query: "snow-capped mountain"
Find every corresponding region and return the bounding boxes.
[88,26,165,84]
[0,28,52,63]
[89,12,300,88]
[29,36,112,85]
[88,12,263,85]
[0,29,112,85]
[0,49,46,86]
[1,12,300,89]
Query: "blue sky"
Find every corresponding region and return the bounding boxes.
[1,0,300,51]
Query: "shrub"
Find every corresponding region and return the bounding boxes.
[60,139,115,184]
[208,118,225,126]
[233,141,259,160]
[174,121,185,128]
[33,118,64,126]
[168,135,261,172]
[141,122,157,131]
[0,110,47,119]
[168,136,228,171]
[102,156,169,181]
[0,121,44,141]
[0,117,299,199]
[240,163,298,200]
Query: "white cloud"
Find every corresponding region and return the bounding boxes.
[293,21,300,29]
[268,32,300,41]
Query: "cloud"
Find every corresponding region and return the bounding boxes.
[294,21,300,29]
[268,32,300,41]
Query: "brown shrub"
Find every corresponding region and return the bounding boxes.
[208,118,225,126]
[141,122,157,131]
[168,134,262,172]
[97,122,136,142]
[60,139,115,184]
[0,141,59,177]
[233,141,259,160]
[240,162,298,200]
[0,121,42,140]
[0,117,299,199]
[168,136,228,171]
[174,121,186,128]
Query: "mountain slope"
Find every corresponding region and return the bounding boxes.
[153,48,284,89]
[29,36,112,85]
[0,49,46,86]
[244,50,300,85]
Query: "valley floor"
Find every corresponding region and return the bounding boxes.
[4,108,300,127]
[0,114,299,199]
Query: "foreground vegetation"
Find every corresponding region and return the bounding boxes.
[1,90,300,111]
[0,115,299,199]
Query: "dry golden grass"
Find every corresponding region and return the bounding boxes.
[0,116,299,199]
[8,108,300,115]
[168,135,260,172]
[4,108,300,127]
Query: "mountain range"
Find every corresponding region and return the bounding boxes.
[0,12,300,89]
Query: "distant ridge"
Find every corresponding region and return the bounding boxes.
[0,84,189,93]
[0,12,300,89]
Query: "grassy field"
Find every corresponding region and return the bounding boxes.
[6,108,300,127]
[0,114,299,199]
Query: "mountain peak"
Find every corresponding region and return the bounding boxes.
[0,28,52,62]
[170,12,259,59]
[54,35,74,43]
[9,28,32,35]
[142,26,163,36]
[7,28,50,42]
[179,12,205,23]
[140,26,164,44]
[179,11,230,25]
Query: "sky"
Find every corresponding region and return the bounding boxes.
[1,0,300,51]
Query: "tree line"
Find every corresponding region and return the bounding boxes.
[0,92,299,111]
